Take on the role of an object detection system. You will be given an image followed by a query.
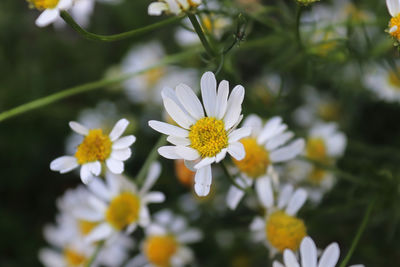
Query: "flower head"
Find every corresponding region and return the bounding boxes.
[149,71,251,197]
[387,0,400,40]
[148,0,202,16]
[28,0,73,27]
[364,63,400,103]
[50,118,135,184]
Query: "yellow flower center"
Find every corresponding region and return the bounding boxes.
[233,138,270,178]
[144,67,165,87]
[266,211,307,252]
[389,15,400,40]
[30,0,59,9]
[78,220,98,236]
[175,159,195,187]
[75,129,112,165]
[306,138,327,161]
[64,248,87,266]
[317,103,340,122]
[309,167,326,184]
[188,117,228,158]
[144,235,178,267]
[105,192,140,230]
[388,70,400,89]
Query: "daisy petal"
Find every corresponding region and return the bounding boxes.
[140,162,161,194]
[148,120,189,138]
[216,80,229,119]
[58,0,73,9]
[227,142,245,160]
[176,83,204,119]
[249,216,265,231]
[215,148,227,163]
[226,183,245,210]
[266,132,294,151]
[283,249,300,267]
[69,121,89,135]
[167,136,191,146]
[112,135,136,149]
[158,146,182,159]
[89,161,101,176]
[109,118,129,142]
[387,0,400,17]
[106,158,124,174]
[201,71,217,117]
[80,164,94,184]
[224,85,245,130]
[36,9,59,27]
[85,223,113,243]
[194,157,215,169]
[164,97,195,129]
[175,146,200,161]
[318,243,340,267]
[257,116,283,144]
[111,148,131,161]
[228,127,251,143]
[194,165,212,197]
[50,156,78,173]
[142,192,165,203]
[148,2,168,15]
[277,184,294,209]
[285,188,307,216]
[270,139,305,162]
[272,262,285,267]
[255,176,273,209]
[301,236,317,267]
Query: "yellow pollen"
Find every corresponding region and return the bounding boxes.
[188,117,228,158]
[75,129,112,165]
[144,235,178,267]
[105,192,140,230]
[175,159,195,187]
[233,138,270,178]
[78,220,98,236]
[64,248,87,266]
[306,138,327,161]
[388,70,400,89]
[30,0,59,9]
[266,211,307,252]
[389,15,400,40]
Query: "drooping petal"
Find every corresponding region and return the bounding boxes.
[194,165,212,196]
[36,9,59,27]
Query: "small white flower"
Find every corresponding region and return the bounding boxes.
[273,236,364,267]
[75,162,165,243]
[250,179,308,256]
[148,0,202,16]
[149,71,251,197]
[126,210,202,267]
[364,63,400,103]
[29,0,73,27]
[50,118,136,184]
[226,114,305,209]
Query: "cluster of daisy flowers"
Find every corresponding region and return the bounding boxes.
[41,70,364,266]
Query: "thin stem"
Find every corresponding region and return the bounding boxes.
[85,241,104,267]
[295,5,303,48]
[187,13,217,58]
[220,162,247,191]
[61,11,184,42]
[135,135,167,186]
[339,199,375,267]
[0,49,199,122]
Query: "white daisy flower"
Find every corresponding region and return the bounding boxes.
[148,0,202,16]
[121,41,198,105]
[75,162,165,243]
[50,118,136,184]
[149,71,251,197]
[387,0,400,40]
[28,0,73,27]
[226,114,305,210]
[363,63,400,103]
[273,236,364,267]
[250,179,308,256]
[126,210,202,267]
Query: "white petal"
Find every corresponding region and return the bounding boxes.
[318,243,340,267]
[216,80,229,119]
[283,250,300,267]
[106,158,124,174]
[194,157,215,169]
[139,206,151,226]
[36,9,59,27]
[226,184,245,210]
[257,116,285,144]
[89,161,101,176]
[167,136,191,146]
[175,146,200,161]
[50,156,78,173]
[249,216,265,231]
[164,97,195,129]
[224,85,245,130]
[69,121,89,135]
[301,236,317,267]
[85,223,113,243]
[215,148,227,163]
[148,120,189,138]
[194,165,212,197]
[58,0,72,9]
[109,118,129,142]
[177,229,203,243]
[326,133,347,157]
[80,164,94,184]
[243,114,263,134]
[112,135,136,149]
[387,0,400,17]
[148,2,168,15]
[228,127,251,143]
[142,192,165,203]
[285,188,307,216]
[140,161,161,194]
[111,148,131,161]
[270,139,305,162]
[175,83,204,119]
[255,176,273,208]
[227,142,245,160]
[87,177,111,201]
[277,184,294,210]
[272,262,285,267]
[158,146,182,159]
[266,132,294,151]
[200,71,217,117]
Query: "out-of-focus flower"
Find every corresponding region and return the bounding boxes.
[296,0,319,6]
[50,118,136,184]
[387,0,400,41]
[75,163,165,243]
[148,0,202,16]
[126,210,202,267]
[28,0,73,27]
[273,236,364,267]
[364,63,400,103]
[250,180,308,256]
[226,114,305,210]
[149,71,251,197]
[120,41,198,105]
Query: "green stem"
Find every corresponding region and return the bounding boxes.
[339,199,375,267]
[61,11,184,42]
[220,162,247,191]
[85,241,104,267]
[187,13,217,57]
[0,49,199,122]
[295,5,303,48]
[135,135,167,186]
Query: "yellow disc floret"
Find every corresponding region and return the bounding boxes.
[266,211,307,252]
[144,235,178,266]
[189,117,228,158]
[105,192,140,230]
[78,220,98,236]
[64,248,87,266]
[233,138,270,178]
[389,15,400,40]
[30,0,59,9]
[306,138,327,161]
[75,129,112,165]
